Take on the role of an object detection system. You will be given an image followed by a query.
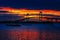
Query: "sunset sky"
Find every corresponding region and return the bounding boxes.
[0,0,60,40]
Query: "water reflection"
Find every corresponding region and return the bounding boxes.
[0,29,60,40]
[0,23,60,40]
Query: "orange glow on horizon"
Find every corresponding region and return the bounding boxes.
[0,7,60,16]
[0,7,60,22]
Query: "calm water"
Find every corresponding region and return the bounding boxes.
[0,23,60,40]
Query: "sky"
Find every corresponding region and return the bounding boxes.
[0,0,60,10]
[0,1,60,40]
[0,0,60,29]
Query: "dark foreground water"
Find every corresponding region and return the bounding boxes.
[0,23,60,40]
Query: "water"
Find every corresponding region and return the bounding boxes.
[0,23,60,40]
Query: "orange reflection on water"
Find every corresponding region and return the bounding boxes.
[7,30,59,40]
[8,30,39,40]
[0,30,60,40]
